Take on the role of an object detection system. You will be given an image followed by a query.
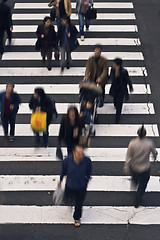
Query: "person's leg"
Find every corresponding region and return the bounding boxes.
[46,49,52,70]
[98,85,105,107]
[0,29,5,54]
[43,125,49,147]
[60,45,66,70]
[41,49,46,62]
[6,28,12,45]
[9,114,16,138]
[73,189,86,221]
[115,92,124,123]
[78,13,85,37]
[56,18,61,28]
[135,169,150,207]
[64,186,74,206]
[1,115,9,136]
[35,132,40,147]
[130,168,138,191]
[66,43,71,69]
[85,15,90,30]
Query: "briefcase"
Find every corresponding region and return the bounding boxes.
[86,7,97,20]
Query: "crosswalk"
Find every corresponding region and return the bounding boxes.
[0,0,160,236]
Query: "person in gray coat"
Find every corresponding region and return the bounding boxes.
[124,125,158,208]
[76,0,93,41]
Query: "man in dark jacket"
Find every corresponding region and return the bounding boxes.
[29,88,55,147]
[0,84,21,143]
[36,16,57,71]
[0,0,13,55]
[58,144,92,227]
[58,15,78,73]
[109,58,133,123]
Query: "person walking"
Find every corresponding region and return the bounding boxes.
[29,88,54,147]
[83,44,109,107]
[58,106,84,154]
[76,0,93,41]
[36,16,57,71]
[0,0,13,55]
[0,84,21,144]
[109,58,133,123]
[124,125,158,208]
[56,0,71,28]
[57,15,78,72]
[58,144,92,227]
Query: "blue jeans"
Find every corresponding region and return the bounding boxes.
[35,125,49,147]
[1,114,16,136]
[78,13,90,36]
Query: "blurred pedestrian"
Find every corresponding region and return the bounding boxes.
[83,44,109,107]
[0,84,21,144]
[124,125,158,208]
[56,0,71,28]
[36,16,57,71]
[58,15,78,73]
[0,0,13,55]
[58,106,84,154]
[58,144,92,227]
[109,58,133,123]
[76,0,93,41]
[29,88,54,147]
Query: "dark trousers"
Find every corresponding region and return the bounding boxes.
[35,125,49,147]
[131,168,150,206]
[0,28,12,54]
[113,91,124,123]
[41,48,52,68]
[60,43,71,68]
[65,186,86,220]
[1,114,16,136]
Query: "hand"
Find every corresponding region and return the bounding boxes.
[83,76,88,82]
[10,104,14,110]
[73,127,78,138]
[58,180,61,188]
[56,3,59,7]
[96,77,101,84]
[68,32,70,38]
[10,26,13,32]
[84,1,89,5]
[41,34,44,39]
[36,107,41,112]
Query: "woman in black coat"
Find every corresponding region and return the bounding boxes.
[29,88,54,147]
[58,106,84,154]
[36,16,57,71]
[109,58,133,124]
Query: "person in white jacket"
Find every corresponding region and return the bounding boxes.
[76,0,93,41]
[124,125,158,208]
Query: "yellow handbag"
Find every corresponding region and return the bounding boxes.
[30,111,47,133]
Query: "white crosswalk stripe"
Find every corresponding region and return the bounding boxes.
[0,0,159,232]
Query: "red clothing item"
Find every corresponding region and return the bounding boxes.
[4,97,10,116]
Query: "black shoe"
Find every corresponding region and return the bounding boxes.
[42,57,45,63]
[60,67,64,74]
[47,67,52,71]
[134,204,140,208]
[66,62,70,69]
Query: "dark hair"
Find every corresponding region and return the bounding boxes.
[43,16,52,24]
[137,125,146,139]
[34,88,46,98]
[113,58,123,68]
[73,144,84,152]
[62,15,71,25]
[6,83,14,89]
[94,44,103,51]
[65,106,81,125]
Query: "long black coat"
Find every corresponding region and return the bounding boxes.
[0,2,13,29]
[29,96,54,125]
[109,67,133,101]
[57,24,78,47]
[36,24,57,50]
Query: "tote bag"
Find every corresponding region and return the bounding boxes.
[31,111,47,133]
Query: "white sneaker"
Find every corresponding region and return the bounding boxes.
[80,36,84,41]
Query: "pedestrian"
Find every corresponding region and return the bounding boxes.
[58,106,84,154]
[57,15,78,73]
[0,0,13,55]
[76,0,93,41]
[58,144,92,227]
[83,44,109,107]
[29,88,54,147]
[0,84,21,144]
[124,125,158,208]
[109,58,133,123]
[36,16,57,71]
[56,0,71,28]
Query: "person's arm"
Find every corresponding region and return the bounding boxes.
[98,59,109,84]
[13,93,21,111]
[58,118,66,146]
[86,158,92,183]
[67,0,72,16]
[29,96,37,111]
[124,142,133,174]
[58,158,68,186]
[83,58,91,81]
[8,7,13,29]
[36,25,42,38]
[150,142,158,161]
[125,70,133,92]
